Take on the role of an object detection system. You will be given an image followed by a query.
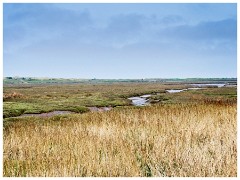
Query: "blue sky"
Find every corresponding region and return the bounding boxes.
[3,3,237,78]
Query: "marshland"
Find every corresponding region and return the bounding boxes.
[3,2,237,177]
[3,78,237,177]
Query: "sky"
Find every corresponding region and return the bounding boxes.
[3,3,237,79]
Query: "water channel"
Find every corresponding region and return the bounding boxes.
[128,83,226,106]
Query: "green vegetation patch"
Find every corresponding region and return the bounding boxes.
[3,102,90,118]
[148,94,170,104]
[3,102,49,118]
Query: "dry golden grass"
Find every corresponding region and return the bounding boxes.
[3,102,237,177]
[3,92,24,101]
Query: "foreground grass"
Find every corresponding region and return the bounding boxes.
[3,102,237,177]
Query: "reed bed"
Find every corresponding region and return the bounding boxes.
[3,102,237,177]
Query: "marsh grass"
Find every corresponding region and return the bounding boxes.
[3,102,237,177]
[3,83,187,118]
[3,83,236,118]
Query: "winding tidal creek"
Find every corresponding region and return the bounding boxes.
[128,83,226,106]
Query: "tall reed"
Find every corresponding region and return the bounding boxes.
[3,102,237,177]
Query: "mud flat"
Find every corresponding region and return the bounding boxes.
[19,111,74,118]
[87,107,112,112]
[17,107,113,118]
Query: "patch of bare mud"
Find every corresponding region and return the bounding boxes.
[19,111,74,118]
[87,107,112,112]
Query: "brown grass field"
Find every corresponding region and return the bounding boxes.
[3,82,237,177]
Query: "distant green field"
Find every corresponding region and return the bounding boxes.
[3,77,237,85]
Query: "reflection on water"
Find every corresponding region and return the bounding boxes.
[188,87,204,90]
[140,94,152,98]
[128,96,150,106]
[190,83,225,87]
[166,83,226,93]
[166,89,187,93]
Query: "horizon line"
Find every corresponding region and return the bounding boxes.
[3,76,237,79]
